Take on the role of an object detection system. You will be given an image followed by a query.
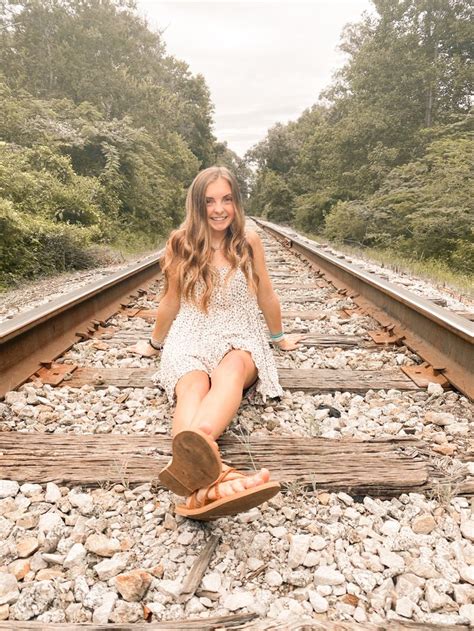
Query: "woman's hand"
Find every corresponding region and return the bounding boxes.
[275,334,306,351]
[128,340,161,357]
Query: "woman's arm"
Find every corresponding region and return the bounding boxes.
[246,230,303,351]
[130,262,181,356]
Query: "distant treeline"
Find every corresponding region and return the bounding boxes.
[246,0,473,274]
[0,0,250,288]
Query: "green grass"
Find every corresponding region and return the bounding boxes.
[301,230,474,300]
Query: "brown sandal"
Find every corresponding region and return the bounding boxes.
[175,467,280,521]
[158,429,222,496]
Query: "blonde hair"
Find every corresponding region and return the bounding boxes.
[160,166,259,312]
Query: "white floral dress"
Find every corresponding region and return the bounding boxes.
[153,265,283,404]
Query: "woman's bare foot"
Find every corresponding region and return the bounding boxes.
[185,465,271,508]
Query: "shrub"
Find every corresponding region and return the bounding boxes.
[323,200,370,245]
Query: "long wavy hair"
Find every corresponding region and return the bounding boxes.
[160,166,259,313]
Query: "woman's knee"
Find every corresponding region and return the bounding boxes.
[211,351,251,385]
[175,371,210,398]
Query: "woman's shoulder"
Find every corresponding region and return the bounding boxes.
[245,229,261,244]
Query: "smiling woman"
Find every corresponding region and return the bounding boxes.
[129,165,303,520]
[206,179,236,241]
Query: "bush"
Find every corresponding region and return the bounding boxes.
[323,200,370,245]
[0,199,101,288]
[294,191,337,233]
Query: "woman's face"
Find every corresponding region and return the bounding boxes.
[205,177,235,237]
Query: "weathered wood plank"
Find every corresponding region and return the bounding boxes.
[0,432,460,497]
[0,613,255,629]
[61,366,421,392]
[104,331,373,348]
[0,619,467,630]
[241,619,471,631]
[273,281,328,290]
[179,535,220,603]
[277,367,420,391]
[123,308,325,321]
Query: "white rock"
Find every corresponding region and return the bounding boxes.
[303,551,320,568]
[354,605,367,622]
[454,584,474,605]
[310,536,327,551]
[380,520,401,536]
[92,592,118,624]
[0,573,19,605]
[363,496,387,517]
[337,492,353,505]
[427,382,444,396]
[379,548,405,573]
[460,520,474,542]
[20,483,42,497]
[64,543,87,569]
[202,572,222,593]
[69,490,94,515]
[308,590,328,613]
[459,563,474,585]
[395,573,424,603]
[10,581,55,620]
[157,579,182,599]
[38,511,64,534]
[94,554,130,581]
[395,596,415,618]
[177,531,194,545]
[0,481,19,499]
[460,604,474,626]
[317,585,332,597]
[353,569,377,593]
[45,483,62,503]
[288,534,310,569]
[425,583,450,610]
[223,591,254,611]
[265,570,283,587]
[5,391,27,405]
[409,559,439,579]
[85,534,121,558]
[270,526,287,538]
[314,566,345,586]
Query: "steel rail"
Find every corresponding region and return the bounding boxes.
[253,218,474,400]
[0,251,164,398]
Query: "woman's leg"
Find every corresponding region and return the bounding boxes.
[172,370,211,437]
[173,353,274,509]
[189,349,258,439]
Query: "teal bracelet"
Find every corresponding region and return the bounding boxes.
[270,332,284,341]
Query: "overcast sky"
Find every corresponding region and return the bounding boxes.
[135,1,375,158]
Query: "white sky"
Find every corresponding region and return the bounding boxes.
[136,1,375,158]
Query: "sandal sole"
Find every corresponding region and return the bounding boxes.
[175,481,281,520]
[158,429,221,496]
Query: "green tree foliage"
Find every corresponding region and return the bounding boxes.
[324,130,474,272]
[0,0,223,287]
[247,0,472,274]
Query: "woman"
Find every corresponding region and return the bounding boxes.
[131,166,302,520]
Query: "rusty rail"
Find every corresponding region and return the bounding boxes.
[253,218,474,400]
[0,252,163,398]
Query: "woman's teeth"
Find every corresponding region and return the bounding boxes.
[211,217,227,221]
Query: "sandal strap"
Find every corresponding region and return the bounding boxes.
[192,467,247,509]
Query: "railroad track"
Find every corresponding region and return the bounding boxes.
[0,220,472,629]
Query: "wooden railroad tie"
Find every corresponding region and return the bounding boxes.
[0,433,471,497]
[39,365,423,392]
[0,616,470,630]
[100,331,377,349]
